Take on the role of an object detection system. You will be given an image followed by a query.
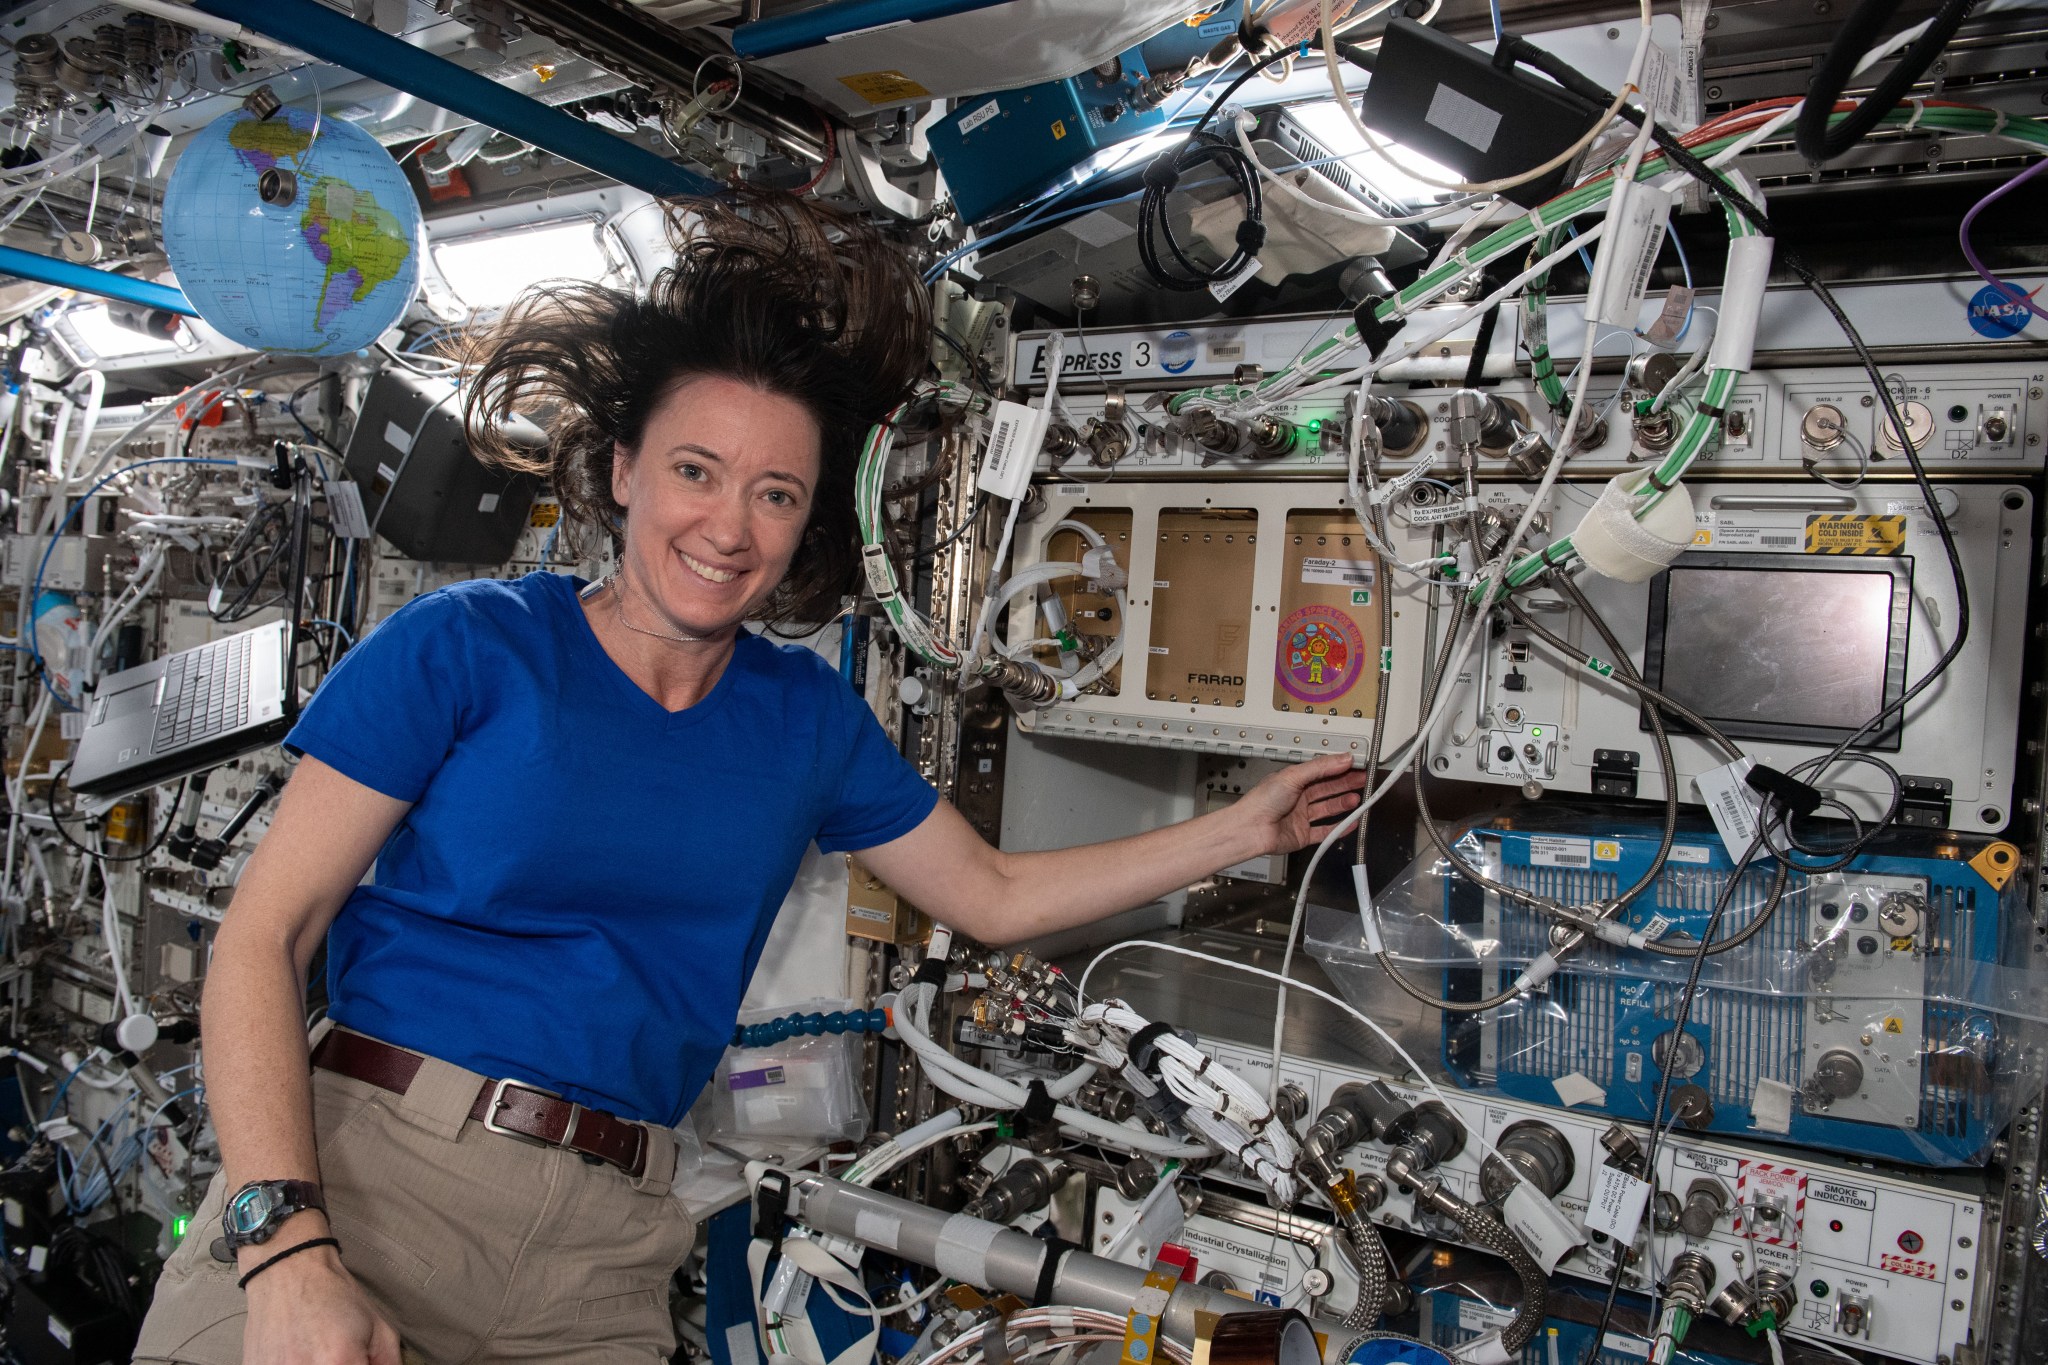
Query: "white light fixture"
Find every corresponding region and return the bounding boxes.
[66,303,182,359]
[1286,100,1463,206]
[431,219,621,312]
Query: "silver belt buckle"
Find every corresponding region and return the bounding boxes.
[483,1078,581,1150]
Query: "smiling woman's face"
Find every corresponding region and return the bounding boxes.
[610,374,825,637]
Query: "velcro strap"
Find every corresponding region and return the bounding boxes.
[1017,1080,1057,1130]
[1142,157,1181,193]
[911,957,949,988]
[1128,1021,1177,1078]
[1031,1240,1073,1306]
[1351,297,1406,359]
[1745,763,1823,818]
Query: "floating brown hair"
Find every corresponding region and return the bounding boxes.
[462,188,930,625]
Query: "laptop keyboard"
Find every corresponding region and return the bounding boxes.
[151,632,255,754]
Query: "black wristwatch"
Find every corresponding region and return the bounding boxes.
[219,1179,326,1253]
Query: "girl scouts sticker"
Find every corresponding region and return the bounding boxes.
[1278,604,1363,705]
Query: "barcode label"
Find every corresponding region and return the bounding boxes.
[1760,533,1798,547]
[975,400,1044,500]
[1694,757,1761,860]
[1591,185,1676,327]
[1528,835,1592,869]
[1300,557,1377,588]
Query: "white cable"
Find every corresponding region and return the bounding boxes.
[967,335,1065,667]
[1250,597,1491,1103]
[990,558,1129,693]
[99,861,136,1018]
[108,0,314,57]
[1076,1000,1299,1202]
[65,368,105,485]
[1077,940,1501,1167]
[1243,222,1608,414]
[1650,305,1719,412]
[893,979,1209,1159]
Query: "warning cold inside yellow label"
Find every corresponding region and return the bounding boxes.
[1803,513,1905,555]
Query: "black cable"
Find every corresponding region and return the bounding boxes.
[1492,60,1977,1365]
[932,326,1000,395]
[1187,45,1299,138]
[1582,828,1768,1365]
[1793,0,1980,166]
[1502,33,1974,857]
[284,374,344,457]
[44,773,187,863]
[1137,130,1266,291]
[911,492,990,564]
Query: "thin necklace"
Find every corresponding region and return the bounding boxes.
[609,573,707,644]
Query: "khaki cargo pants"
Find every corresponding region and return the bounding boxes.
[134,1029,698,1364]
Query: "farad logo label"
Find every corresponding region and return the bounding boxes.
[1967,281,2041,339]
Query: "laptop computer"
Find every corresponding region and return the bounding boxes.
[66,618,296,800]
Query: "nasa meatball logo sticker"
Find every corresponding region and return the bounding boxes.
[1277,605,1363,705]
[1967,281,2041,338]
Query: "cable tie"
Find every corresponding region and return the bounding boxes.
[1993,109,2010,136]
[1527,203,1548,233]
[1695,401,1725,420]
[1645,468,1676,493]
[1903,98,1928,131]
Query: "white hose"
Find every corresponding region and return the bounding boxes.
[894,980,1209,1159]
[66,369,104,483]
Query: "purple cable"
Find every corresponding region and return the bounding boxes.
[1959,155,2048,321]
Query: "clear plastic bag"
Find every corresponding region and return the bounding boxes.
[705,998,869,1144]
[1307,812,2045,1167]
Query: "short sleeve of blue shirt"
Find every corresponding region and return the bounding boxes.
[283,573,938,1125]
[285,588,475,802]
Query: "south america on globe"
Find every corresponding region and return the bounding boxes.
[163,105,423,357]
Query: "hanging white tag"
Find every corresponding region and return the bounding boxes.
[1694,757,1762,862]
[1209,256,1262,304]
[976,400,1048,502]
[1591,186,1676,328]
[1585,1164,1652,1242]
[1639,43,1691,130]
[326,481,371,539]
[1502,1179,1585,1272]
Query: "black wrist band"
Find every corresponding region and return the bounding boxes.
[237,1236,340,1290]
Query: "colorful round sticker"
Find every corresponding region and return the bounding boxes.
[1277,604,1364,706]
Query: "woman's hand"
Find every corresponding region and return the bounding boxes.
[243,1243,402,1365]
[1233,754,1369,855]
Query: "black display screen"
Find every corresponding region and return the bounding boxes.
[1640,553,1912,749]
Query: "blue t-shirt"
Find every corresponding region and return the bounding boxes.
[284,572,938,1125]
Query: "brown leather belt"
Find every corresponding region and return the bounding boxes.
[311,1030,650,1178]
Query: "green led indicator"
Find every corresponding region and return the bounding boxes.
[172,1215,190,1242]
[1307,419,1322,432]
[1530,727,1544,737]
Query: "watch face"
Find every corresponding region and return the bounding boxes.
[226,1186,277,1235]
